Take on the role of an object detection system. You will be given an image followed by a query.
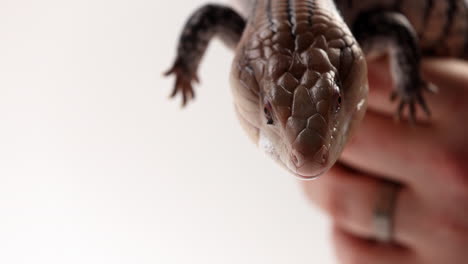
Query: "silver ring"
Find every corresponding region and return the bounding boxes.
[373,180,400,243]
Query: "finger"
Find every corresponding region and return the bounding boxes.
[189,86,196,100]
[170,79,180,98]
[301,165,422,246]
[332,226,417,264]
[366,57,468,123]
[182,92,187,107]
[340,109,450,189]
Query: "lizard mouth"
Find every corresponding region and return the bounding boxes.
[294,169,328,180]
[234,99,337,180]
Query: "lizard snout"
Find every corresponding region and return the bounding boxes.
[290,145,329,179]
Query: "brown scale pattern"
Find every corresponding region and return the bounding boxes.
[240,0,359,132]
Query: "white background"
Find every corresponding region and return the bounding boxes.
[0,1,335,263]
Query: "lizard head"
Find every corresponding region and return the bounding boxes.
[231,33,368,179]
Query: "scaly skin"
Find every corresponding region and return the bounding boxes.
[165,0,468,179]
[229,0,367,179]
[333,0,468,58]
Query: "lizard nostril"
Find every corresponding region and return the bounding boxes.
[291,151,305,167]
[292,153,299,165]
[316,146,329,165]
[321,152,328,164]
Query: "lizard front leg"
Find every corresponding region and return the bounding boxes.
[165,4,246,106]
[352,11,436,122]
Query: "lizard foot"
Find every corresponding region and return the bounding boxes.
[390,79,438,124]
[164,60,199,107]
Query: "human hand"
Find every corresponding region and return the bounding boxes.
[301,57,468,264]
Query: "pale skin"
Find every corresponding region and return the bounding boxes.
[302,57,468,264]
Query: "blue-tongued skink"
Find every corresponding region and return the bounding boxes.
[165,0,468,179]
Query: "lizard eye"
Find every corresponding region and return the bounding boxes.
[263,102,274,125]
[332,78,342,114]
[334,95,342,114]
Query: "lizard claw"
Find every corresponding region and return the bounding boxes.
[391,80,436,124]
[164,60,199,107]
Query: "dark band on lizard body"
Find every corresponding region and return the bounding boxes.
[334,0,468,58]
